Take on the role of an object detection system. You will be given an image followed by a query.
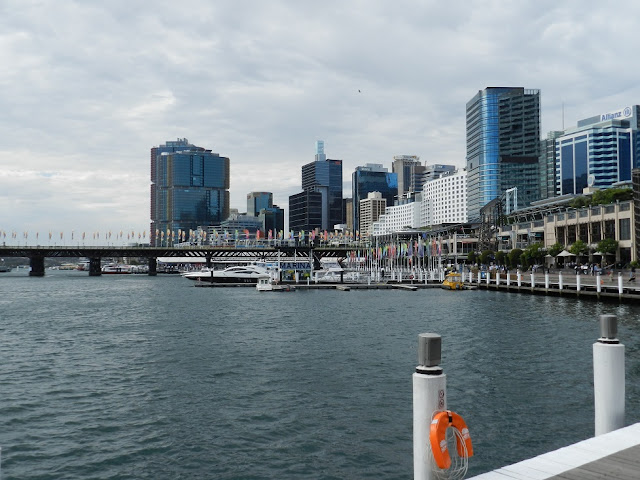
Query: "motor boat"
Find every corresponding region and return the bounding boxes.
[183,263,271,284]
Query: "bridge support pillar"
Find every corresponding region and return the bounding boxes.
[148,257,157,276]
[89,257,102,276]
[206,255,212,269]
[29,256,45,276]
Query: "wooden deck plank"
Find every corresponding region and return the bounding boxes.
[468,423,640,480]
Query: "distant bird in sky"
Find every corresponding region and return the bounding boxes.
[358,89,361,93]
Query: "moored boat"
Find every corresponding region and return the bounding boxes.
[442,272,464,290]
[256,276,274,291]
[183,263,272,284]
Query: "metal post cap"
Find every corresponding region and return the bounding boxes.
[599,315,618,341]
[418,333,441,367]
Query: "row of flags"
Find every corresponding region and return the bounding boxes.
[348,238,443,260]
[0,230,145,241]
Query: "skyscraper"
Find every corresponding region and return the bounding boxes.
[150,138,229,245]
[556,105,639,195]
[288,141,343,231]
[352,164,398,232]
[539,131,564,200]
[392,155,421,195]
[247,192,273,217]
[466,87,541,220]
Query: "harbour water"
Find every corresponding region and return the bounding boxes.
[1,270,639,479]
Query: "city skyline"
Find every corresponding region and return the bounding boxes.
[2,1,640,239]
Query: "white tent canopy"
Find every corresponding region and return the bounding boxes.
[556,250,576,257]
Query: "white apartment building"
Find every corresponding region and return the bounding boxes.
[371,196,421,236]
[359,192,387,237]
[421,169,467,226]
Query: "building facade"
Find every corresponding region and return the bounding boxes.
[421,169,468,226]
[539,131,564,200]
[466,87,541,220]
[288,190,323,232]
[352,164,398,232]
[392,155,421,195]
[371,199,421,236]
[258,206,285,236]
[289,141,343,231]
[247,192,273,217]
[150,138,229,245]
[359,192,387,237]
[556,106,640,196]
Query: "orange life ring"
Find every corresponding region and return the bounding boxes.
[429,410,473,469]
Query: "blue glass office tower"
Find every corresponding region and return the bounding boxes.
[150,138,230,245]
[556,106,639,195]
[466,87,541,220]
[352,164,398,232]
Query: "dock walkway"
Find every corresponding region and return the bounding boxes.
[469,422,640,479]
[473,272,640,303]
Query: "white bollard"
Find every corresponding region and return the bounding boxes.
[559,272,563,290]
[496,272,500,285]
[485,271,490,285]
[596,274,601,294]
[517,271,522,287]
[545,272,549,289]
[413,333,446,480]
[506,272,511,286]
[470,271,473,283]
[593,315,625,436]
[530,273,535,288]
[577,274,581,291]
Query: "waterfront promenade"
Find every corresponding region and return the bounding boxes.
[469,269,640,303]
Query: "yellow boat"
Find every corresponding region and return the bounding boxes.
[442,272,464,290]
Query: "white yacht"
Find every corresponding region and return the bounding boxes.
[182,263,271,284]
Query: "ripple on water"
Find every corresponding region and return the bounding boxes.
[0,276,639,479]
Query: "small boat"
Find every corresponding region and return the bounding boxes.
[442,272,464,290]
[256,276,274,291]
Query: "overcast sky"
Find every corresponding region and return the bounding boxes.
[2,0,640,244]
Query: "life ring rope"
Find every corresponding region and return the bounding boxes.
[429,410,473,470]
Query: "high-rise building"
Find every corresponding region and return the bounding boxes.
[288,190,323,232]
[288,141,343,231]
[344,198,353,232]
[392,155,421,195]
[466,87,541,220]
[359,192,387,237]
[421,169,468,226]
[247,192,273,217]
[258,206,285,236]
[352,164,398,232]
[539,131,564,200]
[150,138,229,245]
[556,105,640,195]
